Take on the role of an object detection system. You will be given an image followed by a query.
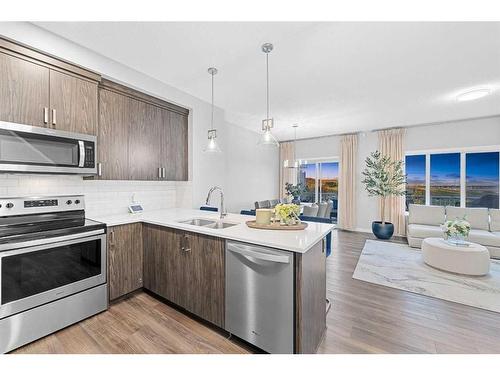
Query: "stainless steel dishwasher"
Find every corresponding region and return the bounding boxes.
[225,240,294,354]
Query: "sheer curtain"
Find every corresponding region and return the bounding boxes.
[279,141,297,199]
[338,134,358,230]
[378,128,406,235]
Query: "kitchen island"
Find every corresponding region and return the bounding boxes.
[92,208,334,354]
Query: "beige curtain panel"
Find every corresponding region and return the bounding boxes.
[279,141,297,199]
[378,128,406,236]
[338,134,358,230]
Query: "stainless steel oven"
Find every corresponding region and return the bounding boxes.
[0,230,106,320]
[0,121,96,175]
[0,195,107,353]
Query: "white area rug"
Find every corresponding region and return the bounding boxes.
[352,240,500,313]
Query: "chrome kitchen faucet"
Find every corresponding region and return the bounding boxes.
[205,186,227,219]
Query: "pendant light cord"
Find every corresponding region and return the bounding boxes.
[266,52,270,122]
[211,72,214,131]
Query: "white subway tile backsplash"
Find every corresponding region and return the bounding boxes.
[0,175,192,217]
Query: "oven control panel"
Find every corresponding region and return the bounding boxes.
[24,199,59,208]
[0,195,85,216]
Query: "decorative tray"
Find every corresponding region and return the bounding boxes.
[245,220,308,231]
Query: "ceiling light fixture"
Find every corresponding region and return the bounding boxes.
[284,124,307,169]
[257,43,279,147]
[456,88,491,102]
[204,67,222,153]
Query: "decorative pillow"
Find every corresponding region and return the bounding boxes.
[490,209,500,232]
[408,204,445,226]
[447,206,489,231]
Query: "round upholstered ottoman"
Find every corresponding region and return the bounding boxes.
[421,237,490,276]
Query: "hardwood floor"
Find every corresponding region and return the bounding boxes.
[318,230,500,354]
[13,292,250,354]
[13,230,500,354]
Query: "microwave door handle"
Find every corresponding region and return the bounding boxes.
[78,140,85,167]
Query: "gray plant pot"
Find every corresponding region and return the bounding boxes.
[372,221,394,240]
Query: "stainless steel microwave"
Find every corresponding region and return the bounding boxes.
[0,121,97,175]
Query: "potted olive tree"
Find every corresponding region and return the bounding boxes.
[361,150,406,239]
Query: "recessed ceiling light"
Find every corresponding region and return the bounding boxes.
[456,88,491,102]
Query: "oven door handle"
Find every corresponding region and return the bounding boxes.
[0,229,105,254]
[78,140,85,168]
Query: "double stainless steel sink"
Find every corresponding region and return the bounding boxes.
[179,218,239,230]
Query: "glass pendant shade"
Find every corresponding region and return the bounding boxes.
[204,129,221,153]
[258,126,279,147]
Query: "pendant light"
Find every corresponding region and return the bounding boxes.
[257,43,279,147]
[283,124,307,168]
[204,67,222,153]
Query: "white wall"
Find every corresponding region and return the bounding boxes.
[0,22,278,214]
[405,116,500,151]
[224,123,279,213]
[294,116,500,232]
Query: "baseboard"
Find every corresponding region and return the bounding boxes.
[354,227,372,234]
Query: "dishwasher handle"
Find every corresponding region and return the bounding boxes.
[227,243,290,264]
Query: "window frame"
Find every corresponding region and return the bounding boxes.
[405,145,500,208]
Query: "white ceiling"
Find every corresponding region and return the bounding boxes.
[35,22,500,140]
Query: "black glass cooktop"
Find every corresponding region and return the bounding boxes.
[0,210,106,245]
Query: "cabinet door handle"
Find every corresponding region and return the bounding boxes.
[158,167,162,179]
[181,234,191,252]
[43,107,49,124]
[109,230,115,246]
[162,167,166,179]
[51,109,57,128]
[97,163,102,177]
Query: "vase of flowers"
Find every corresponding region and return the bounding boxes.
[442,217,471,246]
[274,203,301,226]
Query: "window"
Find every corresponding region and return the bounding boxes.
[430,153,460,207]
[466,152,499,209]
[405,149,500,209]
[405,155,426,208]
[319,162,339,202]
[298,160,339,221]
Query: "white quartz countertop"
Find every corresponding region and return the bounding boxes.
[90,208,335,254]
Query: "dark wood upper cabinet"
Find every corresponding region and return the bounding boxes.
[0,38,100,133]
[98,89,130,180]
[128,99,162,180]
[48,69,98,135]
[163,110,189,181]
[97,79,189,181]
[0,52,50,127]
[108,223,144,301]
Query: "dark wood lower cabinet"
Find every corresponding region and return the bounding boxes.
[142,224,225,328]
[112,222,326,352]
[108,223,144,301]
[183,232,225,327]
[143,224,186,308]
[295,239,327,353]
